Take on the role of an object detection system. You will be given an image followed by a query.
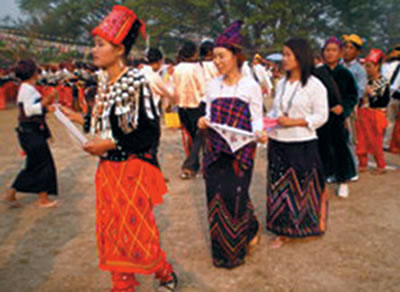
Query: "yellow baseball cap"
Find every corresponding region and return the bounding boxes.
[387,46,400,59]
[342,34,363,47]
[254,53,262,60]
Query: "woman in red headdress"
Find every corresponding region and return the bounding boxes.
[356,49,391,174]
[61,6,177,292]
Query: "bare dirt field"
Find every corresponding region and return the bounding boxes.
[0,107,399,292]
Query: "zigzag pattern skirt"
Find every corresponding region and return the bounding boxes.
[266,139,328,238]
[205,153,259,269]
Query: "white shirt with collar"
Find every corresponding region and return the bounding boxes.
[267,76,328,142]
[173,62,205,108]
[142,65,174,108]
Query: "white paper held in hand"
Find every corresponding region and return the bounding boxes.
[209,122,255,153]
[54,107,88,145]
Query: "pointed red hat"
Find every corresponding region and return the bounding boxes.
[365,49,385,65]
[92,5,146,45]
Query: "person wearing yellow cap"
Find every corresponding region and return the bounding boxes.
[342,34,367,180]
[342,34,367,101]
[343,34,367,100]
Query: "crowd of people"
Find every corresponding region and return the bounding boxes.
[1,4,400,292]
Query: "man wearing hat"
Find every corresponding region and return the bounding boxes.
[342,34,368,179]
[343,34,368,101]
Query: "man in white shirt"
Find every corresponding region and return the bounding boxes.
[242,54,273,97]
[144,48,174,114]
[199,41,219,84]
[173,41,206,179]
[142,48,175,178]
[383,47,400,148]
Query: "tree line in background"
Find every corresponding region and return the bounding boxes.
[3,0,400,60]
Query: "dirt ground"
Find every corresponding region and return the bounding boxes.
[0,107,399,292]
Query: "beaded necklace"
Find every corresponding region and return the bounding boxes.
[91,67,147,139]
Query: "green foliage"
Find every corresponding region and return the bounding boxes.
[13,0,400,59]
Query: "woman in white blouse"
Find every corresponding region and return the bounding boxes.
[1,60,57,208]
[266,38,329,248]
[197,21,266,269]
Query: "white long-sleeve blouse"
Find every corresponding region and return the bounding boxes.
[267,76,328,142]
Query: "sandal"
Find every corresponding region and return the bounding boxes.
[38,200,58,208]
[0,198,23,208]
[248,234,261,255]
[269,236,290,249]
[359,166,368,173]
[180,170,195,180]
[157,272,178,292]
[371,168,386,175]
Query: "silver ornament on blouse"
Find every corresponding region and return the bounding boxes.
[128,86,135,94]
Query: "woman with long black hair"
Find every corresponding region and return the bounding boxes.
[266,38,329,248]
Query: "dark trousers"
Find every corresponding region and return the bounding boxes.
[318,116,356,183]
[178,106,205,172]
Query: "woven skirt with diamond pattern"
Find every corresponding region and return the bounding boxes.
[95,157,169,274]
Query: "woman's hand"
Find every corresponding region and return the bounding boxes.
[278,116,307,127]
[365,85,374,96]
[198,116,210,129]
[42,88,56,107]
[47,105,56,113]
[255,130,268,144]
[277,116,294,127]
[331,105,344,115]
[82,138,116,156]
[167,65,174,76]
[60,105,85,125]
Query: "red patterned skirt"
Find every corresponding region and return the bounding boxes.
[95,157,170,275]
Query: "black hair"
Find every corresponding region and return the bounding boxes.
[177,40,197,61]
[350,41,362,51]
[200,41,214,59]
[164,58,174,65]
[313,52,323,61]
[284,38,313,86]
[15,59,38,81]
[132,59,147,68]
[147,48,163,64]
[122,19,143,57]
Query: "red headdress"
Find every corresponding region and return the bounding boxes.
[92,5,146,45]
[365,49,385,65]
